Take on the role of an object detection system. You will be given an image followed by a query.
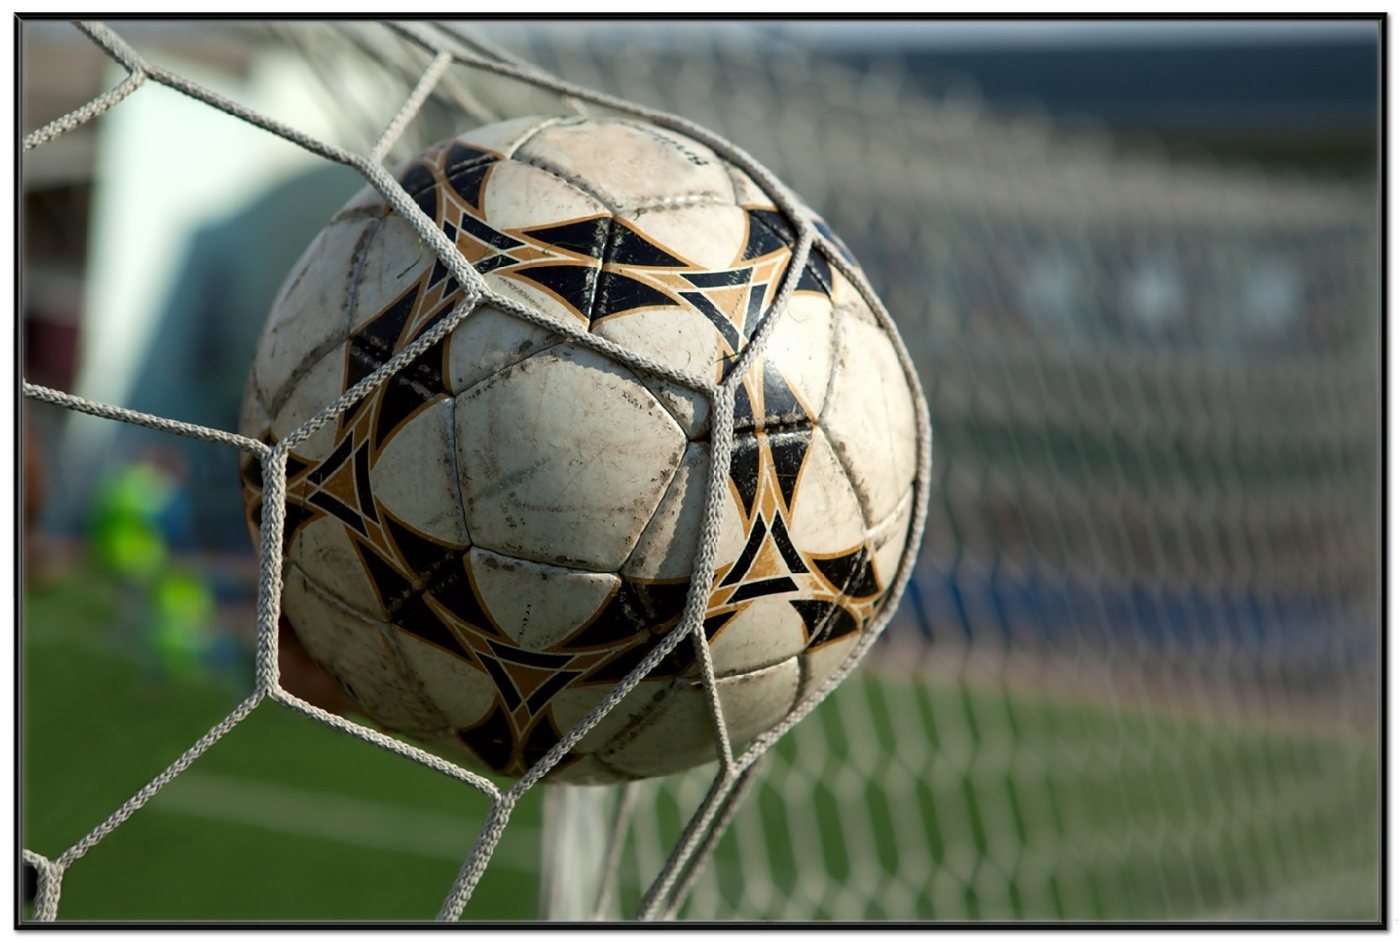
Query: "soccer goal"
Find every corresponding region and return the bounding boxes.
[19,19,1379,923]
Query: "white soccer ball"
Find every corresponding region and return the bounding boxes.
[239,115,921,783]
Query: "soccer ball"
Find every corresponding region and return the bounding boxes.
[239,115,921,783]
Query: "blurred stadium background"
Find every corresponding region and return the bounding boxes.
[20,18,1380,922]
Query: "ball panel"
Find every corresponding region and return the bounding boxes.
[466,546,620,650]
[820,312,920,527]
[335,181,391,218]
[725,166,773,208]
[256,220,372,407]
[748,290,836,426]
[285,514,389,620]
[599,657,800,779]
[828,266,880,326]
[705,596,809,677]
[795,632,861,704]
[455,343,685,572]
[548,677,671,756]
[394,631,498,729]
[617,204,748,270]
[474,158,609,328]
[369,398,469,546]
[478,157,610,232]
[591,308,720,437]
[869,486,916,588]
[238,371,271,441]
[515,117,732,212]
[268,343,350,464]
[446,305,560,395]
[784,427,868,556]
[284,564,448,736]
[544,754,633,785]
[485,274,592,332]
[346,213,434,336]
[622,442,709,582]
[457,114,562,157]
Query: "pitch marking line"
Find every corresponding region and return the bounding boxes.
[149,770,539,871]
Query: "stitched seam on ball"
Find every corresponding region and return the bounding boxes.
[589,213,711,439]
[582,752,637,782]
[792,422,880,647]
[626,192,732,215]
[464,521,621,575]
[584,215,616,325]
[508,153,624,215]
[815,288,846,435]
[287,560,452,730]
[340,210,384,352]
[728,415,814,442]
[375,615,455,733]
[706,650,802,683]
[454,338,565,402]
[246,360,270,418]
[289,554,470,733]
[406,154,497,202]
[264,329,352,423]
[616,399,686,569]
[655,398,710,442]
[615,357,688,445]
[793,650,812,713]
[722,163,747,208]
[507,114,575,160]
[595,676,684,758]
[811,421,873,534]
[377,622,454,732]
[282,552,367,623]
[867,484,916,546]
[444,393,472,548]
[330,204,391,225]
[263,218,379,418]
[620,445,703,580]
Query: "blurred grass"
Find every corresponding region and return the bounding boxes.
[23,564,1379,922]
[675,666,1379,921]
[22,566,540,922]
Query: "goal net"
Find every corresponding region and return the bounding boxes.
[19,19,1379,922]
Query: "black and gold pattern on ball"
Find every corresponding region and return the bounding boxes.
[241,118,919,782]
[394,138,838,366]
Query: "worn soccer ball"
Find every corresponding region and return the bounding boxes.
[239,115,921,783]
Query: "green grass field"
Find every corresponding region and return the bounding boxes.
[22,565,1380,922]
[22,567,541,922]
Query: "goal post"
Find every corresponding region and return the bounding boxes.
[539,784,623,920]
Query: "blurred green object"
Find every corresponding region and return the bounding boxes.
[150,570,217,680]
[87,461,224,681]
[89,463,179,581]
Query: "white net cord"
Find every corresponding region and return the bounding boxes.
[19,18,932,923]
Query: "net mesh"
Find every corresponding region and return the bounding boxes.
[529,23,1378,922]
[20,19,1378,923]
[20,18,933,923]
